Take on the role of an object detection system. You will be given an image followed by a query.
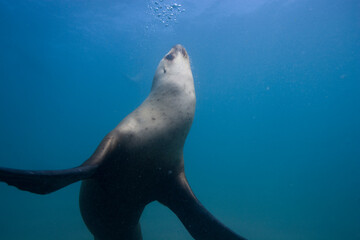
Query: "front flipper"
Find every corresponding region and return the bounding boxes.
[0,132,118,195]
[0,164,98,194]
[159,172,247,240]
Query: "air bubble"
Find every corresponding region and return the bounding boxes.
[148,1,186,27]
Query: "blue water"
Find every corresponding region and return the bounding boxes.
[0,0,359,239]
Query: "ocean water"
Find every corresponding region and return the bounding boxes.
[0,0,359,239]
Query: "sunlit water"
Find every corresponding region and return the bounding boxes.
[0,0,359,240]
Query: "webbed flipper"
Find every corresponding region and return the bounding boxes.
[159,172,247,240]
[0,164,98,194]
[0,132,117,195]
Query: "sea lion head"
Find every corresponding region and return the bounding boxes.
[151,44,194,92]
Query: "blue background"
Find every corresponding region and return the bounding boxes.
[0,0,359,239]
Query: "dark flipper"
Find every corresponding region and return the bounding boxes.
[0,132,117,195]
[159,172,247,240]
[0,164,98,194]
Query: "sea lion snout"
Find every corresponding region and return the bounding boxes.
[164,44,188,61]
[172,44,188,58]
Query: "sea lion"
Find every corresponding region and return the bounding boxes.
[0,45,247,240]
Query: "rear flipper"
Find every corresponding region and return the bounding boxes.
[0,164,98,194]
[159,172,247,240]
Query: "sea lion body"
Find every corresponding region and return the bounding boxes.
[80,45,196,239]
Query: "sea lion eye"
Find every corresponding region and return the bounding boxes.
[165,54,175,61]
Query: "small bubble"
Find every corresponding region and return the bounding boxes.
[168,170,173,175]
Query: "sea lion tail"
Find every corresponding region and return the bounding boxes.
[0,164,99,195]
[158,172,247,240]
